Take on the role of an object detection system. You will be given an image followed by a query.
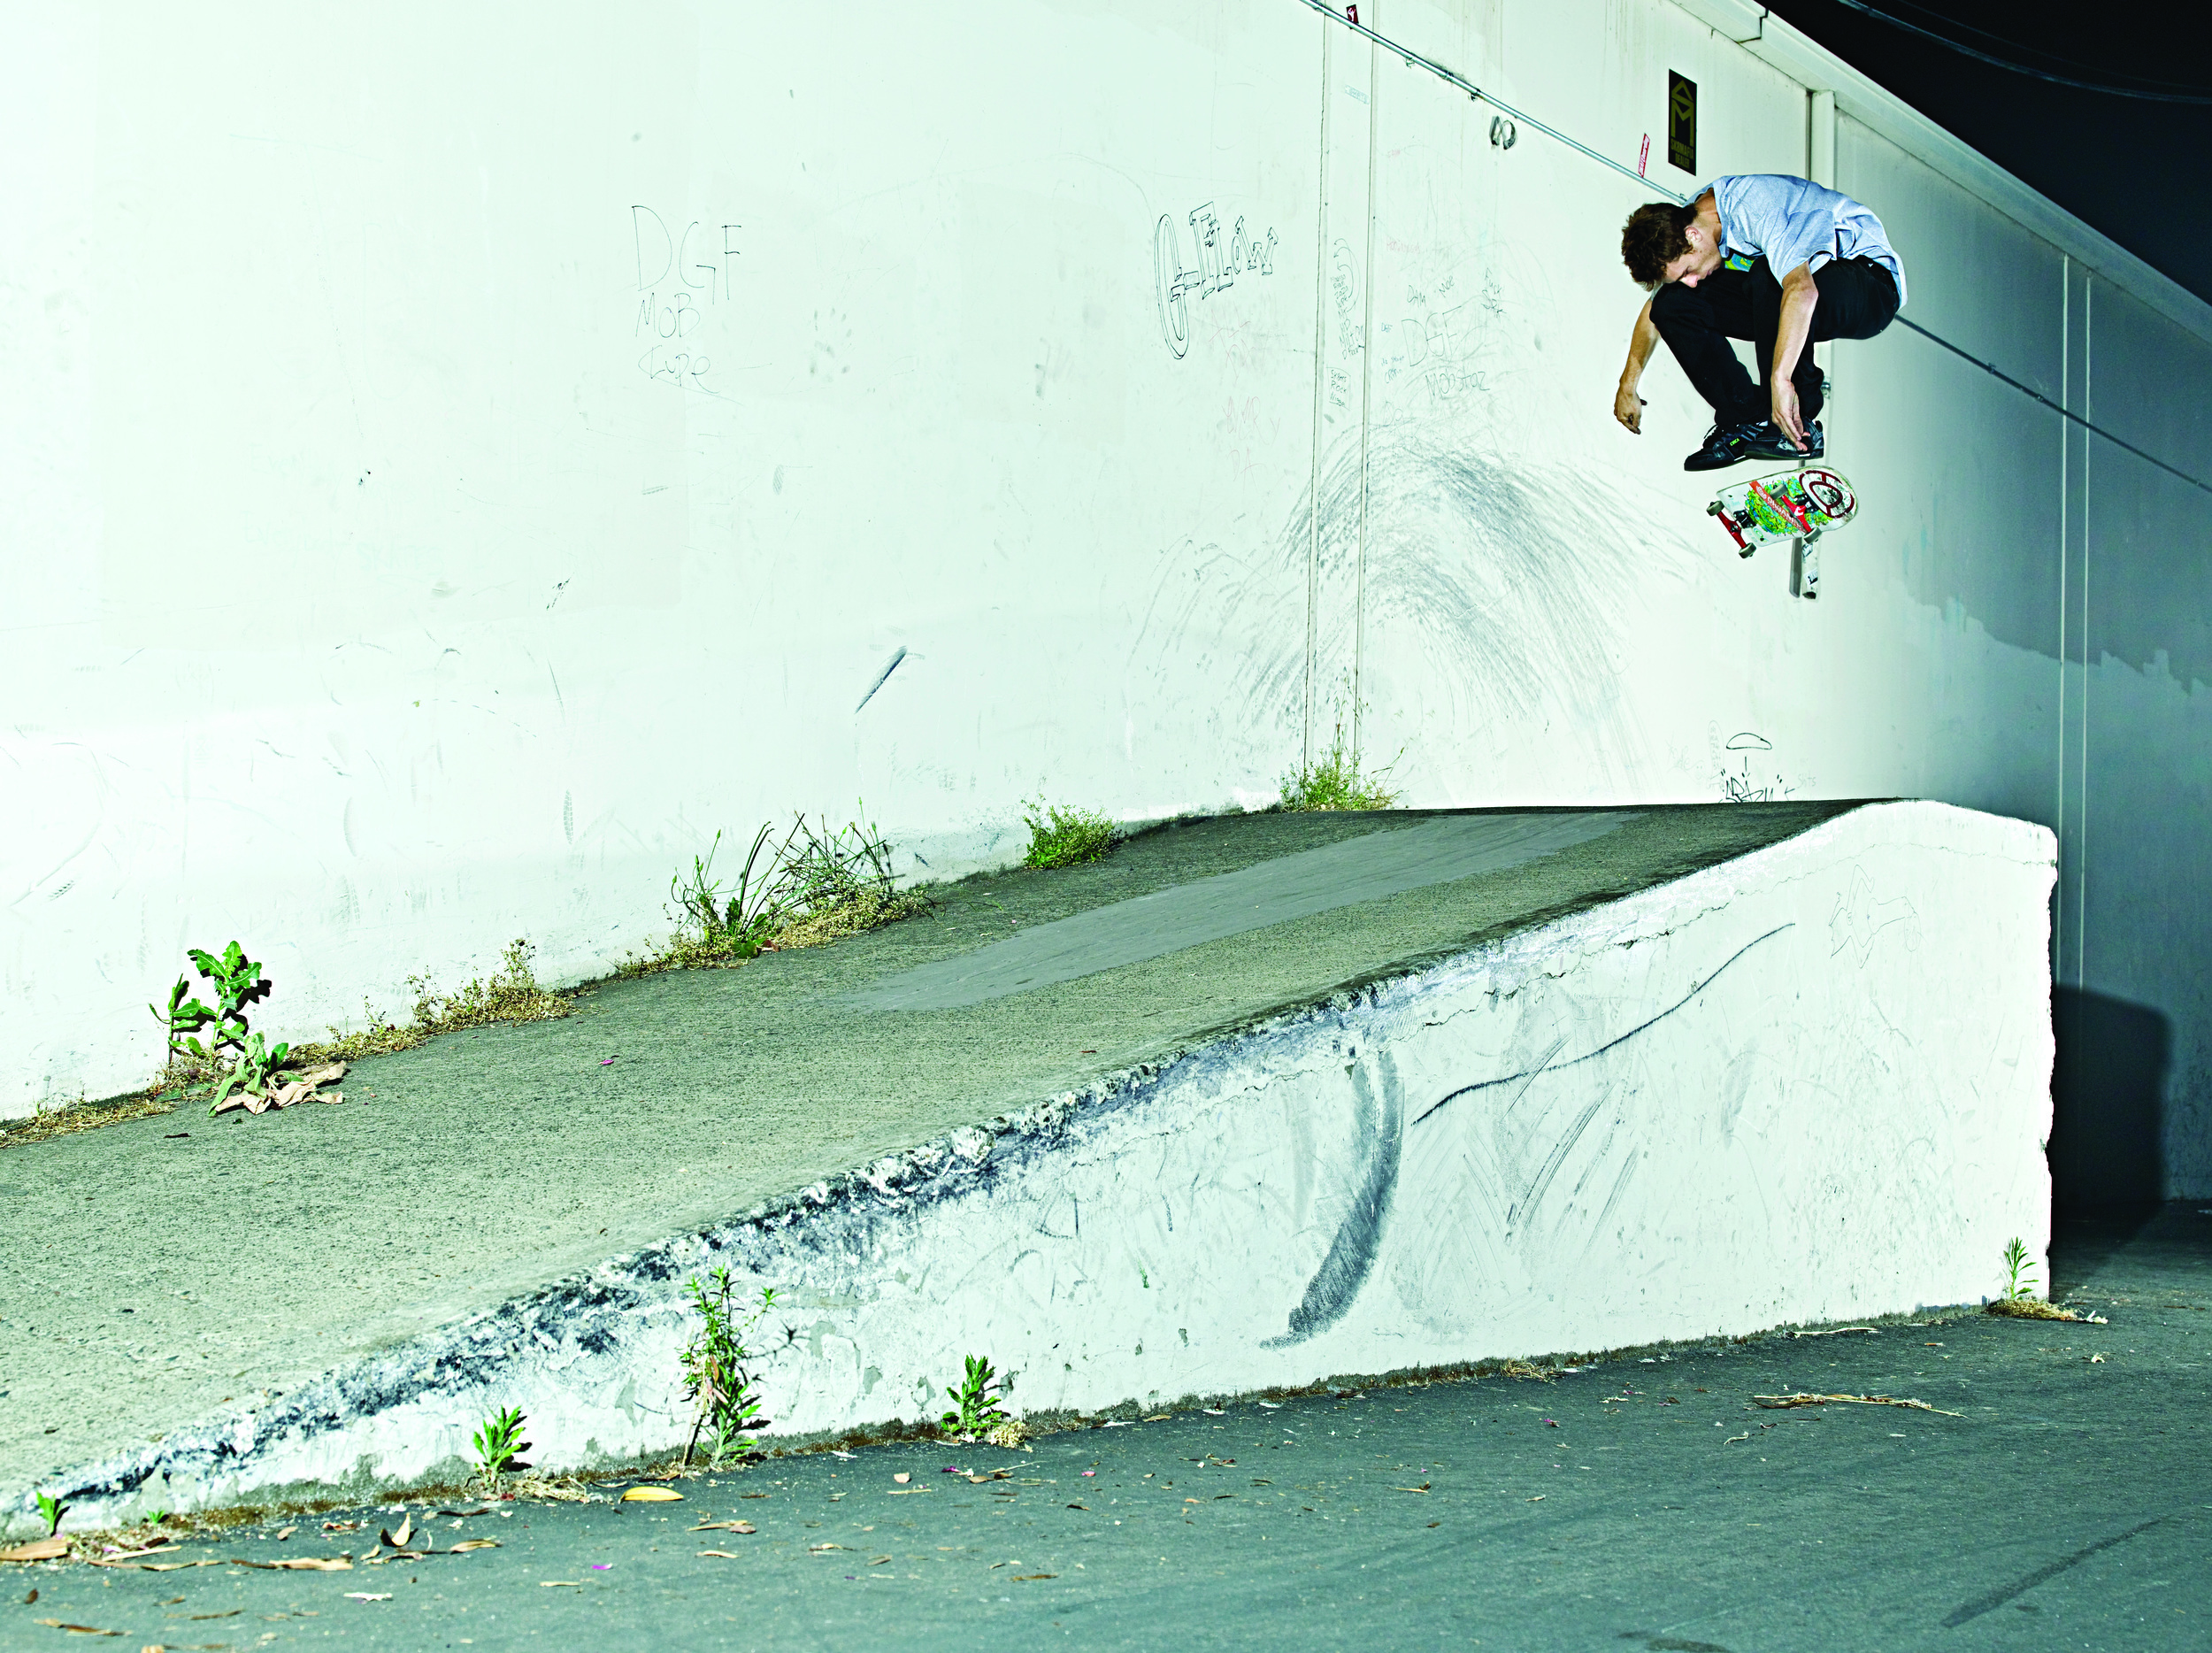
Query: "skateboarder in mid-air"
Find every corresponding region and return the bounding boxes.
[1612,174,1906,471]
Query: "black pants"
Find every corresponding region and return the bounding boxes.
[1649,256,1899,427]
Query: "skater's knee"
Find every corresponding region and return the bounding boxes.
[1648,282,1698,327]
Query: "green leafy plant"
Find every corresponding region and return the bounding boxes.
[470,1405,533,1485]
[208,1030,291,1114]
[150,942,273,1065]
[940,1354,1013,1442]
[2001,1236,2037,1303]
[1278,724,1401,811]
[35,1491,65,1536]
[1020,800,1118,870]
[680,1269,779,1467]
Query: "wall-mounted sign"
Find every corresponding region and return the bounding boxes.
[1668,72,1698,173]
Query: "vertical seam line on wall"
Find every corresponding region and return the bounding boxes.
[1305,15,1333,774]
[2078,277,2092,988]
[1353,11,1381,762]
[2055,256,2069,981]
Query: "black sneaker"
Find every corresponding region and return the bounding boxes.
[1684,421,1767,472]
[1742,419,1825,461]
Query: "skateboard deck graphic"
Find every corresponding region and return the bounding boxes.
[1708,467,1857,556]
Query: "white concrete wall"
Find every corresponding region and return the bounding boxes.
[28,800,2052,1527]
[4,1,2207,1191]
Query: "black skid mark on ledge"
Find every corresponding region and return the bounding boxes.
[1265,1053,1404,1348]
[1411,923,1794,1129]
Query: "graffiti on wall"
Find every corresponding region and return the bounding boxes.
[631,205,741,392]
[1156,203,1279,359]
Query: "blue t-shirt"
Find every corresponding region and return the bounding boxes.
[1702,173,1906,305]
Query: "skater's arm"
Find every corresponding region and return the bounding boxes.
[1615,299,1658,434]
[1768,262,1820,450]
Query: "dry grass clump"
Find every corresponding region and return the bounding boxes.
[0,1090,180,1149]
[1489,1359,1558,1381]
[1985,1297,2101,1322]
[773,885,931,950]
[284,939,570,1070]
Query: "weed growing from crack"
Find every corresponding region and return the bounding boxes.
[1984,1237,2103,1319]
[35,1492,65,1536]
[768,808,930,947]
[666,826,787,965]
[681,1270,778,1468]
[1279,723,1401,811]
[150,942,273,1067]
[941,1354,1013,1442]
[629,805,930,973]
[469,1406,533,1490]
[1020,799,1118,870]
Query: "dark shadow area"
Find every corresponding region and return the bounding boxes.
[2053,1201,2212,1300]
[2048,986,2171,1219]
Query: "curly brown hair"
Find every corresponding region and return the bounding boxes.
[1621,202,1694,289]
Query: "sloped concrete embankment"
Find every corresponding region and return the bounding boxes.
[34,802,2053,1530]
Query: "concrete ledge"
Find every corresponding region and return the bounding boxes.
[22,800,2054,1531]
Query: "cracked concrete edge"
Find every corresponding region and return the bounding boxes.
[10,799,2047,1534]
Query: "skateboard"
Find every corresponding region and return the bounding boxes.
[1708,466,1855,601]
[1708,466,1856,555]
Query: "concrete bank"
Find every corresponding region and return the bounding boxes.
[1,801,2054,1532]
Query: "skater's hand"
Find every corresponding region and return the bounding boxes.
[1613,381,1647,434]
[1770,381,1809,452]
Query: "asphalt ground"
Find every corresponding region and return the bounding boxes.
[9,1205,2206,1653]
[3,801,1860,1503]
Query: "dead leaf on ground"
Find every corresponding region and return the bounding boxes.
[31,1619,119,1635]
[1393,1483,1432,1494]
[449,1540,501,1553]
[342,1591,393,1602]
[688,1521,756,1534]
[273,1526,295,1542]
[697,1550,749,1559]
[621,1488,684,1503]
[892,1473,910,1485]
[434,1507,492,1518]
[233,1557,353,1572]
[88,1544,173,1565]
[1753,1392,1962,1417]
[808,1543,848,1554]
[540,1580,582,1588]
[1786,1326,1880,1338]
[1013,1572,1057,1580]
[1,1535,71,1562]
[381,1515,412,1550]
